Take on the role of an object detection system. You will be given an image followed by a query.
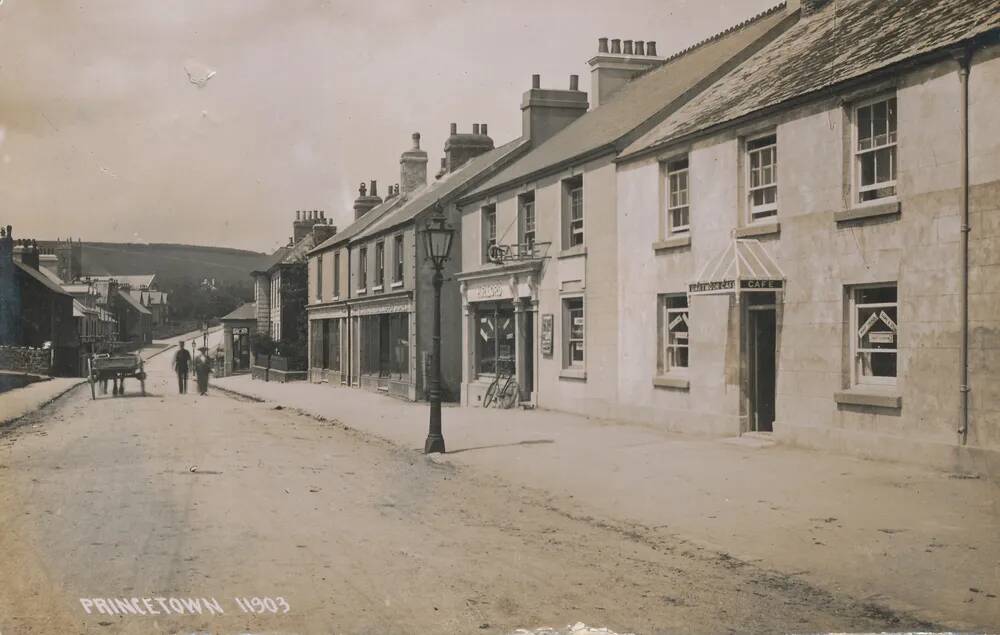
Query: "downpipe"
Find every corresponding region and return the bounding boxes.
[956,50,971,445]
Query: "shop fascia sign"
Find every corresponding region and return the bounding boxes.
[467,280,513,302]
[688,279,783,295]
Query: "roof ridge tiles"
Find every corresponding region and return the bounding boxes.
[660,1,788,65]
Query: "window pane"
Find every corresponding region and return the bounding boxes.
[858,104,872,150]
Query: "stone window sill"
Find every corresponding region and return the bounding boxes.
[735,221,780,238]
[559,368,587,381]
[372,285,384,293]
[834,387,901,409]
[653,375,690,390]
[357,288,367,295]
[834,200,901,223]
[653,235,691,252]
[391,281,404,289]
[558,245,587,260]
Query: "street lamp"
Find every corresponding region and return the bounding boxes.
[422,206,455,454]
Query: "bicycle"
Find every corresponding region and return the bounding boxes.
[483,356,519,409]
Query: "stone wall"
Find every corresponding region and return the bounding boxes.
[0,345,51,375]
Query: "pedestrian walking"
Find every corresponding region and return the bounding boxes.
[173,341,191,394]
[193,346,213,395]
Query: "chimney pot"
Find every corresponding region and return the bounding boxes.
[481,123,488,136]
[611,38,621,54]
[370,180,377,197]
[647,41,657,56]
[412,132,421,149]
[296,210,300,220]
[472,123,480,135]
[636,40,645,55]
[598,37,609,53]
[450,122,457,135]
[569,74,579,91]
[532,74,540,89]
[623,39,633,55]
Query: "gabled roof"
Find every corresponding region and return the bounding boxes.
[39,266,65,286]
[220,302,256,321]
[354,138,529,241]
[463,3,793,200]
[623,0,1000,159]
[117,289,152,315]
[308,195,407,255]
[14,261,70,296]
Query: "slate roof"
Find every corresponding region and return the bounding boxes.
[355,138,529,240]
[15,261,70,296]
[220,302,256,321]
[308,195,407,255]
[623,0,1000,159]
[117,289,152,315]
[464,2,792,199]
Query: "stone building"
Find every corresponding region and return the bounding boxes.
[454,2,796,415]
[306,127,528,401]
[251,210,337,344]
[614,0,1000,471]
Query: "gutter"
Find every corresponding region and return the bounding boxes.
[955,48,972,445]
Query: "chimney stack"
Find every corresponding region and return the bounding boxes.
[444,122,494,173]
[400,131,428,194]
[588,35,667,108]
[521,73,589,145]
[292,208,315,243]
[569,74,579,91]
[353,180,383,220]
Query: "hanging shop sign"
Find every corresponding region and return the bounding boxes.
[879,310,897,332]
[540,314,554,357]
[232,327,249,335]
[858,312,880,337]
[868,332,895,344]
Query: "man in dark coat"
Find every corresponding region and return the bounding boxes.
[173,341,191,394]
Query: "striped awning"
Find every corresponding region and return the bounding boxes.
[689,238,785,296]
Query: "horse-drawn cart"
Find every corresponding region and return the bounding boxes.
[87,352,146,399]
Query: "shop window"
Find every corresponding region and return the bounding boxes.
[393,234,404,283]
[475,304,515,376]
[747,133,777,221]
[482,205,497,263]
[518,192,536,256]
[328,318,341,371]
[563,176,584,248]
[665,157,690,234]
[360,313,409,379]
[374,241,385,290]
[315,254,323,301]
[850,283,898,385]
[563,297,584,368]
[855,96,897,203]
[658,294,689,374]
[358,247,368,292]
[333,251,341,297]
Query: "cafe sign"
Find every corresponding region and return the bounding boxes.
[467,280,512,302]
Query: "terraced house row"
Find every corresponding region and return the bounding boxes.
[303,0,1000,474]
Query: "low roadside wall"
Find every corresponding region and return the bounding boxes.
[0,346,51,375]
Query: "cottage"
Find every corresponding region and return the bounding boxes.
[614,0,1000,470]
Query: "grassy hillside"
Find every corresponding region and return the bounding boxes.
[81,242,271,287]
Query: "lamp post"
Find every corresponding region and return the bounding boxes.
[422,207,455,454]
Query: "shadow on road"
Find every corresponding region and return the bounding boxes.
[446,439,555,455]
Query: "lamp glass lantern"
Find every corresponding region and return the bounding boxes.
[423,211,454,269]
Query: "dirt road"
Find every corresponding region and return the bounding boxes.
[0,346,943,634]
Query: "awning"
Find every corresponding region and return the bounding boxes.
[689,238,785,296]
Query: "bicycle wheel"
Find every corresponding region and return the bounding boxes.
[483,379,499,408]
[499,377,519,409]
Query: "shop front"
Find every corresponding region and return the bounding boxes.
[219,303,256,377]
[308,304,348,385]
[688,238,785,434]
[349,295,415,400]
[458,261,541,408]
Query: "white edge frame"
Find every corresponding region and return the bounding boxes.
[848,282,898,388]
[745,130,779,223]
[850,92,899,208]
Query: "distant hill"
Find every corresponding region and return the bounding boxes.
[80,242,271,287]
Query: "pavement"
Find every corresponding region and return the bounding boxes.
[0,339,934,635]
[212,373,1000,631]
[0,376,86,426]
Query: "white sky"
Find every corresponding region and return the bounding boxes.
[0,0,776,252]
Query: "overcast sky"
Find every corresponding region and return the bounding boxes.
[0,0,775,253]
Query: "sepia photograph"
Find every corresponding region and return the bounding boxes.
[0,0,998,633]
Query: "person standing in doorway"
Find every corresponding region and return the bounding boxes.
[193,346,212,395]
[173,341,191,394]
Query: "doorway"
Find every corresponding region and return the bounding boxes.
[521,309,534,401]
[747,297,777,433]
